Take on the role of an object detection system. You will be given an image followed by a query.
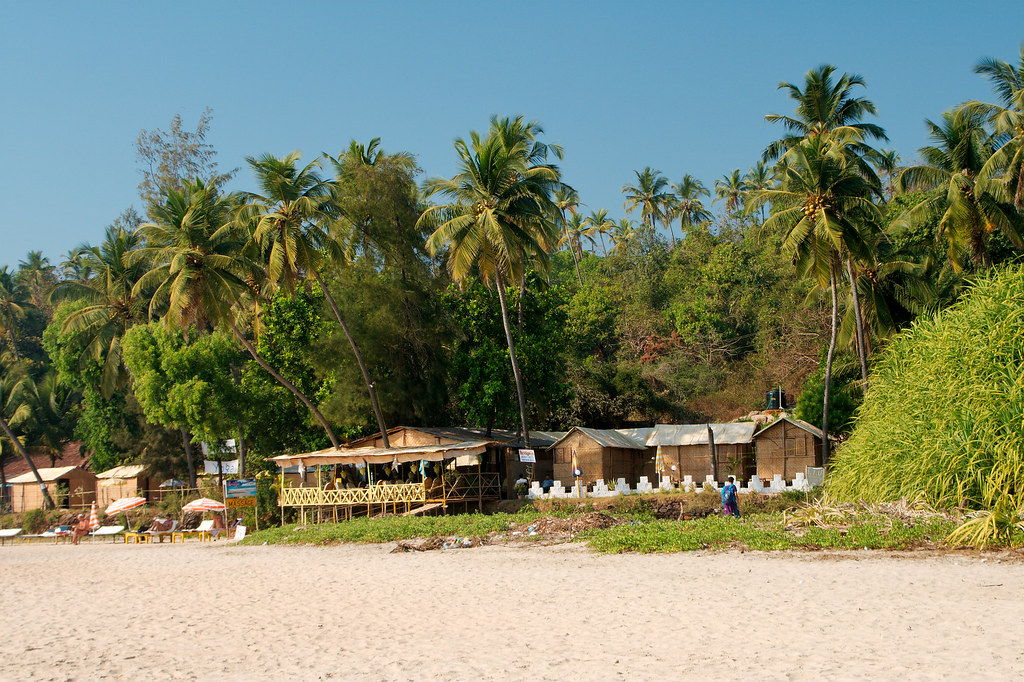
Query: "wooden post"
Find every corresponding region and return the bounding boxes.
[279,468,285,527]
[708,424,719,483]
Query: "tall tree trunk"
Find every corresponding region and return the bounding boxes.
[599,233,607,257]
[236,422,246,477]
[229,320,340,449]
[180,429,196,488]
[0,413,54,509]
[495,272,531,449]
[517,275,526,338]
[845,258,869,395]
[665,218,676,249]
[309,268,390,449]
[822,267,839,467]
[563,221,584,286]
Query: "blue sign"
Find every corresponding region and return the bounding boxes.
[225,479,257,499]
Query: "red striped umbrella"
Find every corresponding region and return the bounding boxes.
[105,496,146,516]
[88,501,100,530]
[182,497,227,512]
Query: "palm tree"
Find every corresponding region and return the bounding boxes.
[742,163,773,221]
[753,132,882,464]
[419,121,560,448]
[552,185,584,285]
[609,219,637,255]
[16,252,56,310]
[237,153,392,447]
[130,178,344,454]
[672,175,712,236]
[968,45,1024,211]
[896,107,1023,269]
[558,213,594,261]
[0,361,54,508]
[623,168,672,243]
[763,64,888,162]
[49,227,149,399]
[714,170,746,214]
[0,268,29,360]
[583,209,614,256]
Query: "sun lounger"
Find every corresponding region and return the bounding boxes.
[172,519,215,543]
[89,525,125,542]
[146,520,179,543]
[0,529,22,545]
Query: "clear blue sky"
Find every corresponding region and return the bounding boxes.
[1,1,1022,269]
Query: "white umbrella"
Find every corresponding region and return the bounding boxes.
[182,497,226,512]
[105,496,146,516]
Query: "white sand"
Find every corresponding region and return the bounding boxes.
[1,541,1022,681]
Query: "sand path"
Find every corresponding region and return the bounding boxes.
[1,542,1021,681]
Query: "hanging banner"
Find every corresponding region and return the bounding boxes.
[518,448,536,463]
[204,459,239,475]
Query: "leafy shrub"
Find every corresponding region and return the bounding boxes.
[21,508,47,534]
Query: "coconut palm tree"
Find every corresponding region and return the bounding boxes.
[714,170,746,214]
[623,168,671,242]
[896,107,1023,269]
[0,268,29,361]
[237,153,392,447]
[552,185,584,285]
[0,361,53,508]
[419,121,560,448]
[968,45,1024,211]
[672,175,712,237]
[752,131,882,463]
[742,163,773,221]
[49,227,149,399]
[609,218,637,255]
[558,213,594,261]
[583,209,615,256]
[763,64,888,163]
[130,177,344,451]
[16,252,56,311]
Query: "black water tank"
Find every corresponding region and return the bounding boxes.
[765,388,786,410]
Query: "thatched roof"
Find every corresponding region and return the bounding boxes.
[754,416,824,439]
[8,466,95,484]
[552,427,648,450]
[96,464,148,480]
[647,423,757,446]
[269,440,491,468]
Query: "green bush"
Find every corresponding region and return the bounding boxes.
[21,508,47,534]
[828,265,1024,515]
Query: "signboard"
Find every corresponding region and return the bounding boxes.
[518,448,536,463]
[204,459,239,475]
[224,478,257,507]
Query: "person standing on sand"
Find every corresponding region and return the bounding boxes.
[721,476,740,518]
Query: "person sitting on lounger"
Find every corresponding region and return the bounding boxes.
[71,514,89,545]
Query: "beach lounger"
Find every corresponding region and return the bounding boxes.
[146,520,179,543]
[90,525,125,542]
[0,529,22,545]
[172,519,215,543]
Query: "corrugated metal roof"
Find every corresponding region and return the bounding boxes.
[96,464,147,479]
[553,427,646,450]
[753,416,824,440]
[8,466,84,484]
[646,423,757,446]
[616,427,654,444]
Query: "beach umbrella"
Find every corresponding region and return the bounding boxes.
[655,444,666,478]
[182,497,227,512]
[88,501,100,530]
[105,496,146,516]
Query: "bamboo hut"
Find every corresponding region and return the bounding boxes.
[8,466,97,512]
[645,423,757,483]
[752,416,823,480]
[549,428,648,486]
[95,464,157,507]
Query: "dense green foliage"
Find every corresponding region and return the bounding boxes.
[827,266,1024,512]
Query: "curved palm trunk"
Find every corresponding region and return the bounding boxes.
[845,259,869,395]
[822,267,839,467]
[229,320,341,449]
[495,272,531,449]
[0,412,54,509]
[180,428,197,488]
[310,269,391,449]
[665,218,677,249]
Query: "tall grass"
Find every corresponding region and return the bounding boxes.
[827,265,1024,527]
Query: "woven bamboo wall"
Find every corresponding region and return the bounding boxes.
[551,432,644,485]
[754,420,821,480]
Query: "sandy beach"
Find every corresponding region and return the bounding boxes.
[1,542,1021,681]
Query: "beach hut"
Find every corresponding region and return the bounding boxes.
[645,423,757,483]
[549,428,648,487]
[96,464,157,507]
[8,466,97,512]
[752,416,823,481]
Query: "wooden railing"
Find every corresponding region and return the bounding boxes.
[280,483,426,507]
